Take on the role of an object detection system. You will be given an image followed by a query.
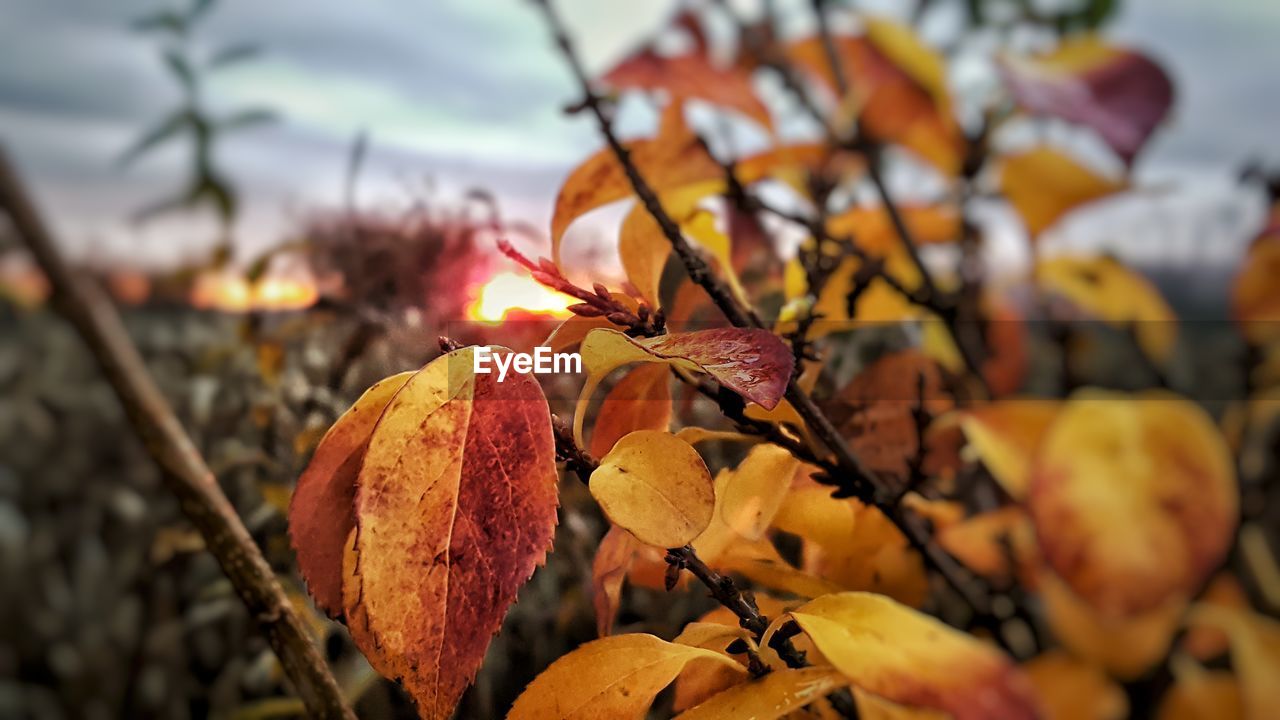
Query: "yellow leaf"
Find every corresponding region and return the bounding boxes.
[937,506,1039,585]
[674,667,849,720]
[826,204,960,255]
[957,400,1060,500]
[1037,255,1178,360]
[999,147,1124,237]
[1023,650,1128,720]
[1039,569,1184,680]
[773,487,928,607]
[864,18,951,114]
[1186,604,1280,719]
[720,443,801,540]
[1028,390,1237,617]
[784,592,1038,719]
[507,633,744,720]
[590,430,715,548]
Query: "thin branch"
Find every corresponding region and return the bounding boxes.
[0,147,355,719]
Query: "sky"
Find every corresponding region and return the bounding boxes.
[1,0,1278,273]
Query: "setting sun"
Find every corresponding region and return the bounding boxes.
[467,271,575,323]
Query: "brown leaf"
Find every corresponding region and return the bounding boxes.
[602,49,773,130]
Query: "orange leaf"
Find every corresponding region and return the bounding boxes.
[999,147,1125,237]
[1000,36,1174,165]
[1181,573,1250,661]
[1038,569,1184,680]
[1023,650,1128,720]
[591,525,638,636]
[1157,662,1243,720]
[1232,232,1280,346]
[1186,603,1280,719]
[957,400,1060,500]
[937,506,1039,585]
[720,443,800,540]
[773,487,928,607]
[602,49,773,130]
[508,633,744,720]
[342,347,558,718]
[1028,390,1237,617]
[589,363,673,458]
[785,592,1039,719]
[289,371,414,617]
[825,204,960,255]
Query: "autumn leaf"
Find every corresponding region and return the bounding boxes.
[340,347,558,719]
[602,48,773,130]
[591,524,638,636]
[1000,36,1174,165]
[937,506,1039,585]
[1028,390,1237,617]
[674,667,849,720]
[1232,230,1280,346]
[782,592,1039,719]
[823,350,953,484]
[826,204,960,255]
[289,370,414,617]
[1023,650,1128,720]
[956,400,1060,500]
[1157,660,1243,720]
[588,363,672,458]
[719,443,800,540]
[574,326,792,445]
[1186,603,1280,719]
[1181,573,1250,661]
[590,430,715,548]
[999,147,1125,237]
[619,203,671,307]
[772,487,928,606]
[507,633,744,720]
[786,23,963,174]
[1037,255,1178,361]
[1038,568,1184,680]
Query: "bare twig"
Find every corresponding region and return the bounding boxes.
[0,148,355,719]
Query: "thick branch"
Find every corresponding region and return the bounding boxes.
[0,147,355,720]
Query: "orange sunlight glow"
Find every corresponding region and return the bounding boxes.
[467,271,575,323]
[191,270,318,313]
